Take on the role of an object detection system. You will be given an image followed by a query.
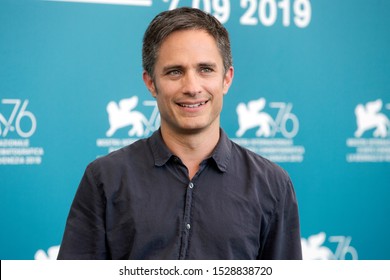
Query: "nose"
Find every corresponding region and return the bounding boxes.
[182,70,202,96]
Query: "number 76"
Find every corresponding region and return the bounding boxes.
[0,99,36,138]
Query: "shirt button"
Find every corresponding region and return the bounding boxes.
[186,224,191,230]
[188,182,194,189]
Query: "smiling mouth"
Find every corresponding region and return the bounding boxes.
[178,100,208,108]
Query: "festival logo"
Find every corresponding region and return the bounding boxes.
[0,99,44,165]
[106,96,151,138]
[34,245,60,260]
[236,98,274,138]
[354,99,390,138]
[301,232,358,260]
[232,98,305,162]
[346,99,390,162]
[96,96,160,156]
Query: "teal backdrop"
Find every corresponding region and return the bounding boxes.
[1,0,389,260]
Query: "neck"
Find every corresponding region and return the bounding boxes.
[160,125,220,179]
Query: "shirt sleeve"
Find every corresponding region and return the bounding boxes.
[257,178,302,260]
[57,163,108,259]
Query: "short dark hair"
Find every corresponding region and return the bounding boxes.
[142,7,232,78]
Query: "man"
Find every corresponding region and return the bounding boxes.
[58,7,302,260]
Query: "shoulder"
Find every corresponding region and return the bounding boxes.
[78,138,153,197]
[230,140,290,180]
[87,138,150,176]
[228,139,293,200]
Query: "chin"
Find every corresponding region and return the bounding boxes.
[178,121,217,134]
[178,126,206,134]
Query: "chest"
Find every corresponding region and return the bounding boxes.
[105,169,263,259]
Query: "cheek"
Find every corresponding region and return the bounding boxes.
[210,88,224,112]
[208,82,226,100]
[155,94,175,119]
[155,81,178,98]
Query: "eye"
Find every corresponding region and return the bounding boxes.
[167,69,182,76]
[200,67,213,73]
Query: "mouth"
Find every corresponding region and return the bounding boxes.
[177,100,209,108]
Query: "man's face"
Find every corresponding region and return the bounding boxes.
[143,29,233,135]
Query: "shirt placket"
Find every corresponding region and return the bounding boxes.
[179,181,194,259]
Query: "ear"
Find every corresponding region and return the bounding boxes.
[143,71,157,98]
[222,66,234,95]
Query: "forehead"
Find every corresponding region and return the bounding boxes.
[156,29,222,64]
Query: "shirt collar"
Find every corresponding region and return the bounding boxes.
[209,129,231,173]
[148,128,232,173]
[149,129,173,167]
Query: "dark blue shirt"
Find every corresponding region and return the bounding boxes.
[58,129,302,259]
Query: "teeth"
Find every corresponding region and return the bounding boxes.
[179,101,207,108]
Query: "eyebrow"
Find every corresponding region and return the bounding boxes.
[162,62,218,72]
[162,65,183,73]
[198,62,218,69]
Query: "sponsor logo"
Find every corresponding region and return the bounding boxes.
[232,98,305,162]
[96,96,160,155]
[301,232,358,260]
[346,99,390,162]
[0,99,44,165]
